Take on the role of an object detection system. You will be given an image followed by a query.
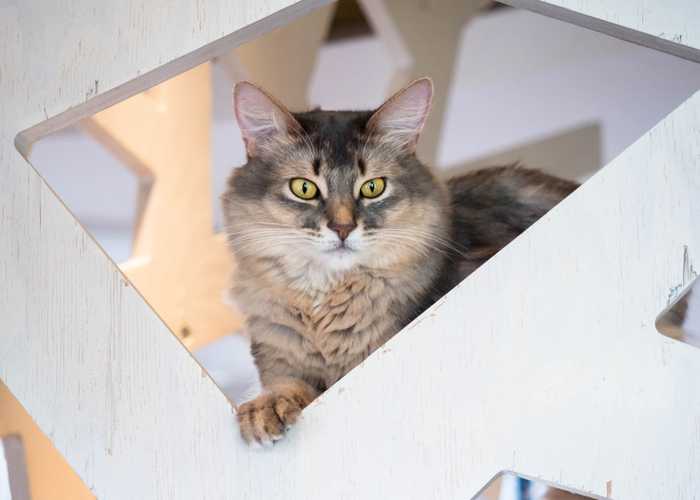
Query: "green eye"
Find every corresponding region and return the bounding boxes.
[360,177,386,198]
[289,178,319,200]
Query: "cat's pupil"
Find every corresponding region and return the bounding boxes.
[302,182,308,194]
[368,181,375,192]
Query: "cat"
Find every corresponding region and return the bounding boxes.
[222,78,578,445]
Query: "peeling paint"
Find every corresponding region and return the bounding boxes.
[667,245,697,305]
[84,79,100,101]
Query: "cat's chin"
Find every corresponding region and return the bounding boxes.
[318,247,358,272]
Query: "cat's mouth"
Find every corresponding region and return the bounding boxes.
[324,241,356,254]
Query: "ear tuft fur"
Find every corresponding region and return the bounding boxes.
[233,82,301,156]
[367,78,433,152]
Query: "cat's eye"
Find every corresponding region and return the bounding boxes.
[360,177,386,199]
[289,178,319,200]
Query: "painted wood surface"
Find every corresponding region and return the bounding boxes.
[0,1,698,499]
[502,0,700,63]
[0,383,91,499]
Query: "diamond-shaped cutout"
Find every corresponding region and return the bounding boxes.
[473,471,609,499]
[4,0,700,496]
[29,124,141,263]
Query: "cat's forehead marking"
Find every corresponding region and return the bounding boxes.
[295,109,371,172]
[325,167,357,196]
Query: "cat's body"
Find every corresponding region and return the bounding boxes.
[223,79,577,445]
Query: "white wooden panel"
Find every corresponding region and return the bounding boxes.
[0,1,698,500]
[502,0,700,63]
[0,381,93,499]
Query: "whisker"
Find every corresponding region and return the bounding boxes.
[378,228,469,257]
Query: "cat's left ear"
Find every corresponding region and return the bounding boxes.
[367,77,433,152]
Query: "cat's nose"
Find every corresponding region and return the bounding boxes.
[328,221,357,241]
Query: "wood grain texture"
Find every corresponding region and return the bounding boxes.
[502,0,700,63]
[0,383,88,500]
[0,1,698,499]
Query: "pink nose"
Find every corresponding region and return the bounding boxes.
[328,221,357,241]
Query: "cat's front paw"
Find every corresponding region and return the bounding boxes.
[236,392,305,446]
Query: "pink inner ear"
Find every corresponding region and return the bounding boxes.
[368,78,433,144]
[233,82,299,154]
[234,83,282,137]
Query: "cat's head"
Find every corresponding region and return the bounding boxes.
[222,78,449,282]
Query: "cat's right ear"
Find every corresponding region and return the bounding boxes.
[233,82,302,157]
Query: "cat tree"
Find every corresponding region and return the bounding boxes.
[1,0,699,498]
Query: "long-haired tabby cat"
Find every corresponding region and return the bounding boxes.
[223,78,577,445]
